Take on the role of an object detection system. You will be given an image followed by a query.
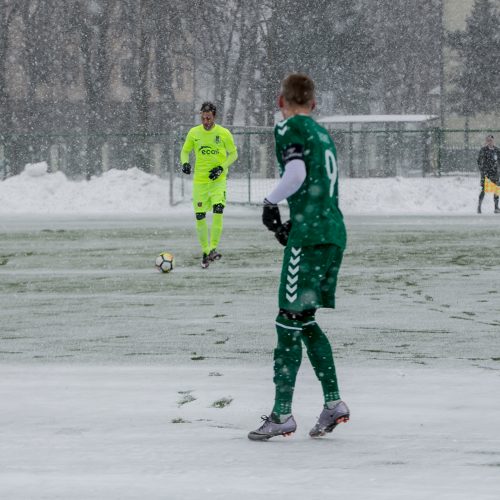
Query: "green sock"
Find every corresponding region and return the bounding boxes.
[195,218,210,255]
[210,213,224,251]
[301,321,340,404]
[272,314,303,417]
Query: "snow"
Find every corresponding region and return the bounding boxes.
[318,114,438,124]
[2,363,500,499]
[0,163,172,215]
[0,161,487,215]
[1,163,500,499]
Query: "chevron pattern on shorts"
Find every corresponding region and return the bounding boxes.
[286,247,301,303]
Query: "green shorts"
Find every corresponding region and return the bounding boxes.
[279,244,344,312]
[192,181,226,213]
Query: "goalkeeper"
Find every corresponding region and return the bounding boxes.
[180,102,238,268]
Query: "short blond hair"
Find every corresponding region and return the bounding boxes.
[281,73,315,106]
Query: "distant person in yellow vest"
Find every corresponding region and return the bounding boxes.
[477,134,500,214]
[180,102,238,268]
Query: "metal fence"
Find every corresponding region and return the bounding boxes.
[1,126,497,205]
[437,129,500,175]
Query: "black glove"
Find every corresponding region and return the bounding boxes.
[262,199,282,232]
[208,166,223,180]
[181,162,191,175]
[275,220,291,246]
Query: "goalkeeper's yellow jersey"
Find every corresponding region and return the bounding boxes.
[180,124,238,184]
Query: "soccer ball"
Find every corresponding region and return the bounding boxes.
[155,252,174,273]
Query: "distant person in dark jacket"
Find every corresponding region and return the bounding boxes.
[477,134,500,214]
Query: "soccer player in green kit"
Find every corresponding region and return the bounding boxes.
[248,74,350,440]
[180,102,238,268]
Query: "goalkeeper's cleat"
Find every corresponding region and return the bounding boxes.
[201,253,210,269]
[248,414,297,441]
[309,400,350,438]
[208,249,222,261]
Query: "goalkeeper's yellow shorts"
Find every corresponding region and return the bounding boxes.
[192,180,226,213]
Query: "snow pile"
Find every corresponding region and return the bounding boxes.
[341,176,480,214]
[0,163,170,215]
[0,162,483,215]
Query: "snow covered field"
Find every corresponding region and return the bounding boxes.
[1,167,500,499]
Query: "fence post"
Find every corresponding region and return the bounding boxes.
[0,142,5,179]
[436,127,442,177]
[384,125,391,177]
[421,129,426,177]
[464,118,470,155]
[101,142,109,172]
[169,128,175,206]
[245,131,251,204]
[348,124,354,177]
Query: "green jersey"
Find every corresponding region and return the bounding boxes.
[274,114,346,249]
[180,124,238,185]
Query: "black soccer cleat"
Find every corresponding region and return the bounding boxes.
[201,253,210,269]
[208,249,222,262]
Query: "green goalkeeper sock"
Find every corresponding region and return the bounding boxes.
[195,218,210,255]
[301,321,340,403]
[210,213,224,251]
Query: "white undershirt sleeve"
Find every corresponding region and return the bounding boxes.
[265,159,307,204]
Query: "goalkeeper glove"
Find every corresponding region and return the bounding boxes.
[181,162,191,175]
[262,198,282,232]
[275,220,291,246]
[208,166,223,180]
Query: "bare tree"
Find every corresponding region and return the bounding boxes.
[73,0,116,178]
[152,1,186,125]
[448,0,500,126]
[119,0,155,171]
[0,0,20,176]
[189,0,243,122]
[366,0,441,114]
[0,0,19,108]
[114,0,188,171]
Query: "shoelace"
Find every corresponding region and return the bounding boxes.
[257,415,272,430]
